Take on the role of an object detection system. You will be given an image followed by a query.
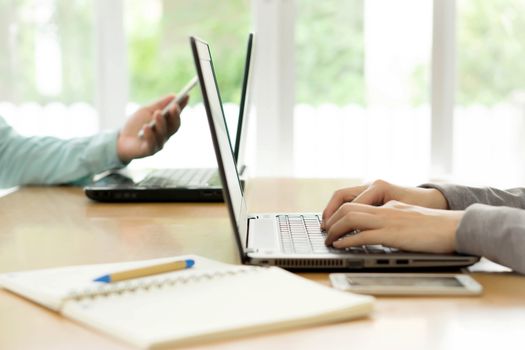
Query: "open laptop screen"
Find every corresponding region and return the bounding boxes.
[191,37,249,252]
[234,33,253,166]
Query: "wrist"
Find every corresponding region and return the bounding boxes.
[116,133,132,165]
[444,210,464,251]
[429,189,449,209]
[417,184,451,209]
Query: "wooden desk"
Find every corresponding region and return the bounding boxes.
[1,179,524,350]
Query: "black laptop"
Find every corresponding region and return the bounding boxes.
[191,35,479,270]
[84,34,254,202]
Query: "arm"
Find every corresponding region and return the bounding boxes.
[322,180,525,274]
[322,200,525,274]
[421,183,525,210]
[0,94,188,188]
[321,179,525,221]
[0,118,124,187]
[457,204,525,274]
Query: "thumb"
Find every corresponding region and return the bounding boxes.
[177,94,190,110]
[147,95,175,111]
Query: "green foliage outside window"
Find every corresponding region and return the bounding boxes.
[457,0,525,105]
[295,0,365,106]
[126,0,250,104]
[0,0,94,104]
[1,0,524,107]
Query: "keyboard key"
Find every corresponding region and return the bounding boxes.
[278,214,328,254]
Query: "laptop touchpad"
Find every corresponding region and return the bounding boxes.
[248,218,279,251]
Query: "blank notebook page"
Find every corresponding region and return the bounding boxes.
[61,266,373,349]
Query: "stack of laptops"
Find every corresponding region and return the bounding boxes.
[190,35,479,270]
[84,34,254,202]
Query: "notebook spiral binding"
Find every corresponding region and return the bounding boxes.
[65,266,262,301]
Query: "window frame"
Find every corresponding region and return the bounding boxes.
[431,0,456,176]
[93,0,128,130]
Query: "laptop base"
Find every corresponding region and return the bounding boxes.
[245,255,478,272]
[84,186,223,202]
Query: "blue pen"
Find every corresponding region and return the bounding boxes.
[94,259,195,283]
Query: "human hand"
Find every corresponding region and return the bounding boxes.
[323,200,464,254]
[116,94,189,163]
[321,180,448,229]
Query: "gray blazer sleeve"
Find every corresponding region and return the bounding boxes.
[421,183,525,274]
[456,204,525,274]
[420,183,525,210]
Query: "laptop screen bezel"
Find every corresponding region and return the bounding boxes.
[190,36,249,260]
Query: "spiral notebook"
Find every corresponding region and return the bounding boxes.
[0,255,374,349]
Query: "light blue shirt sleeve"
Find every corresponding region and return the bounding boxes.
[0,116,125,188]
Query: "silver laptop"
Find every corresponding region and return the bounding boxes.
[191,36,479,270]
[84,34,254,202]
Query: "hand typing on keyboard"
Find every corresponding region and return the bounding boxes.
[321,182,463,254]
[321,179,449,225]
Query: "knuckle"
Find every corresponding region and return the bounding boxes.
[340,202,353,212]
[384,199,407,209]
[333,189,344,199]
[385,199,399,206]
[372,179,389,189]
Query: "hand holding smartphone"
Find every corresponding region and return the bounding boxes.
[138,76,198,138]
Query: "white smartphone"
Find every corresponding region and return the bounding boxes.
[138,76,198,138]
[329,273,483,296]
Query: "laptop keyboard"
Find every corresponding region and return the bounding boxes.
[139,168,220,188]
[277,214,395,254]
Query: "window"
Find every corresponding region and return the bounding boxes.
[0,0,98,137]
[293,0,432,183]
[124,0,251,169]
[2,0,525,187]
[125,0,250,105]
[454,0,525,187]
[0,0,250,170]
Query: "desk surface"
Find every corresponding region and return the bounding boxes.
[0,178,524,350]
